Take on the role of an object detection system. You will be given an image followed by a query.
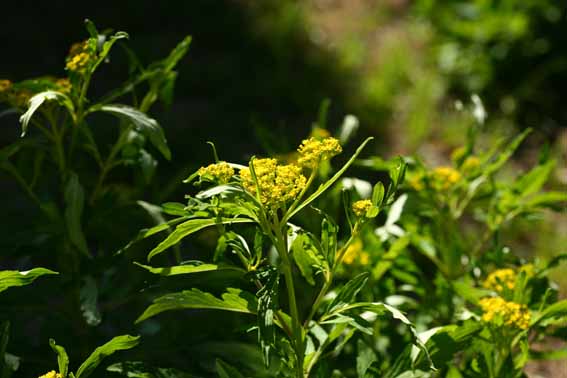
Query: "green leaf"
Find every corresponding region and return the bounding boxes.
[0,268,58,293]
[356,339,377,378]
[216,359,246,378]
[134,262,245,276]
[326,273,369,314]
[291,233,326,286]
[107,361,199,377]
[255,267,279,367]
[75,335,140,378]
[371,181,385,207]
[147,217,254,261]
[64,172,90,258]
[136,288,257,323]
[532,299,567,327]
[372,236,410,281]
[49,339,69,378]
[513,159,555,197]
[91,31,129,73]
[92,104,170,160]
[0,321,9,369]
[284,137,374,222]
[80,277,101,326]
[484,129,531,176]
[161,36,192,72]
[19,91,74,137]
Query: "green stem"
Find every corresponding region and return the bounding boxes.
[274,222,304,378]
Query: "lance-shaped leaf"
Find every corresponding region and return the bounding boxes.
[136,288,257,323]
[531,299,567,327]
[92,104,171,160]
[64,172,90,258]
[326,273,369,314]
[0,268,58,293]
[19,91,75,137]
[147,217,254,261]
[255,267,279,366]
[49,339,69,377]
[134,262,245,276]
[75,335,140,378]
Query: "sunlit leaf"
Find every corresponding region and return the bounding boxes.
[49,339,69,377]
[76,335,140,378]
[0,268,58,293]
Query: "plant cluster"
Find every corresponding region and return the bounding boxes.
[1,21,566,378]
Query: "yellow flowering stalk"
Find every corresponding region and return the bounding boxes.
[297,137,342,169]
[65,41,94,73]
[352,199,373,217]
[197,162,234,184]
[240,158,306,210]
[39,371,62,378]
[432,166,461,190]
[479,297,531,330]
[483,268,517,292]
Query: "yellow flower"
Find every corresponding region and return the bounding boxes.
[297,137,342,168]
[55,78,72,94]
[352,199,373,217]
[483,268,517,292]
[39,371,62,378]
[65,41,94,73]
[408,173,425,191]
[432,166,461,190]
[240,158,306,209]
[343,239,363,265]
[461,156,480,172]
[0,79,12,93]
[197,162,234,184]
[479,297,530,330]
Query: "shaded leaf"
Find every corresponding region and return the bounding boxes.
[49,339,69,378]
[19,91,74,137]
[216,359,246,378]
[76,335,140,378]
[64,172,90,257]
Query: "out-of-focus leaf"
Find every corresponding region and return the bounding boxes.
[147,217,254,261]
[531,300,567,327]
[76,335,140,378]
[0,268,58,293]
[49,339,69,377]
[513,160,555,197]
[136,288,257,323]
[64,172,90,257]
[372,236,410,281]
[216,359,246,378]
[107,361,199,377]
[92,104,170,160]
[80,277,101,327]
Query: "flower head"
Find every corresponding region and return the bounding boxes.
[483,268,516,292]
[240,158,306,210]
[297,137,342,168]
[66,41,94,73]
[39,371,62,378]
[56,78,72,94]
[197,162,234,184]
[432,166,461,190]
[343,239,369,265]
[0,79,12,93]
[352,199,373,217]
[479,297,530,330]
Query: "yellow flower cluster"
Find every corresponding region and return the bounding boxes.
[479,297,530,329]
[483,268,516,292]
[343,239,370,265]
[240,158,306,209]
[197,162,235,184]
[461,156,480,172]
[56,78,72,94]
[39,371,62,378]
[0,79,12,93]
[352,199,373,217]
[432,166,461,190]
[66,41,94,73]
[297,137,342,168]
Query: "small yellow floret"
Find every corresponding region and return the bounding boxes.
[479,297,530,330]
[462,156,480,172]
[297,137,342,168]
[352,199,373,217]
[56,78,72,94]
[66,52,92,72]
[483,268,517,292]
[197,162,234,184]
[38,371,62,378]
[240,158,306,209]
[0,79,12,93]
[343,239,362,265]
[432,166,461,190]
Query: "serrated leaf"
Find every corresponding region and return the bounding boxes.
[147,217,254,261]
[64,172,90,257]
[76,335,140,378]
[134,262,244,276]
[93,104,170,160]
[49,339,69,377]
[136,288,257,323]
[0,268,58,293]
[19,91,74,137]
